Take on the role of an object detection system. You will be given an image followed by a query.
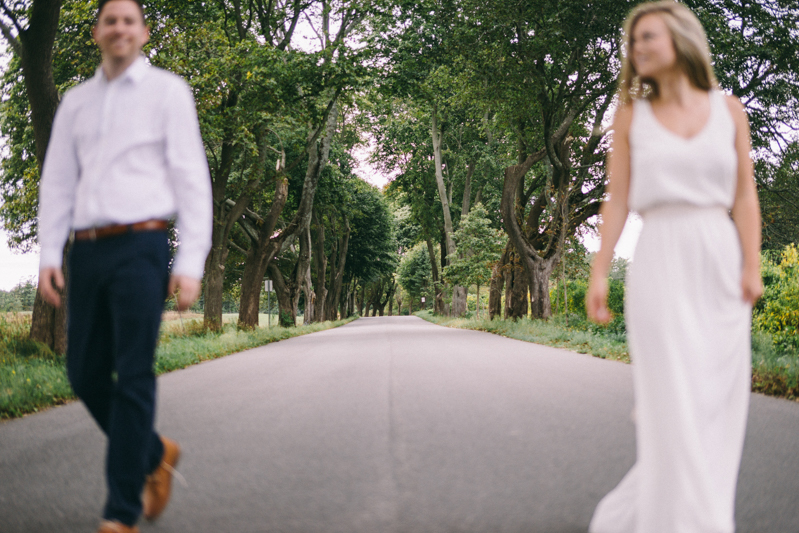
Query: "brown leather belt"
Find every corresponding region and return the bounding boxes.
[73,219,169,241]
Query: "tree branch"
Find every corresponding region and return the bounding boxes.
[0,17,20,54]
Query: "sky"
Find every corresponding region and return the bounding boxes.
[0,231,39,290]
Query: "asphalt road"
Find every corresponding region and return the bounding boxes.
[1,316,798,533]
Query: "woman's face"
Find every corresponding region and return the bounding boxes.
[630,13,677,79]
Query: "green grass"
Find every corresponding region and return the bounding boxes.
[417,310,799,401]
[751,331,799,400]
[416,310,629,362]
[0,313,356,420]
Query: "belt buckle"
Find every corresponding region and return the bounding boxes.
[89,227,97,241]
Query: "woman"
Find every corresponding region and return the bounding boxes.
[585,2,762,532]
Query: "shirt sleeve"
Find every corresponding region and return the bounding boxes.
[164,79,212,280]
[38,93,79,271]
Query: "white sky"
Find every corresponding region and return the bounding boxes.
[0,231,39,290]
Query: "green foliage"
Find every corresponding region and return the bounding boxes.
[397,242,432,303]
[344,179,399,282]
[751,330,799,401]
[686,0,799,152]
[443,203,504,288]
[757,142,799,251]
[0,277,38,312]
[754,244,799,351]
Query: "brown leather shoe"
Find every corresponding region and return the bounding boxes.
[96,520,139,533]
[142,436,181,521]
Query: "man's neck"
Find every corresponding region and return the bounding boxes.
[101,55,138,81]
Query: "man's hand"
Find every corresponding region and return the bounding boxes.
[39,267,65,307]
[168,275,201,311]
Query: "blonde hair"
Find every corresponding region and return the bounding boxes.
[618,1,717,104]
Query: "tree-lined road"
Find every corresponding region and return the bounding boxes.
[2,316,798,532]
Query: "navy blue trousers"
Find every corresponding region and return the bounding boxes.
[67,231,168,526]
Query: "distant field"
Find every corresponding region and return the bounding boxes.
[162,312,290,327]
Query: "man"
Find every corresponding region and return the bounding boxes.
[37,0,211,531]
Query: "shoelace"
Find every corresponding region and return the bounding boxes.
[162,462,189,489]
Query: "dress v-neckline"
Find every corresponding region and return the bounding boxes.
[646,93,714,142]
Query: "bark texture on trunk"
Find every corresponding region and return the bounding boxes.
[461,160,475,218]
[293,226,314,325]
[237,101,338,328]
[503,248,529,320]
[500,148,561,319]
[488,242,510,320]
[357,285,365,316]
[236,168,290,328]
[14,0,65,351]
[425,237,444,315]
[311,211,327,321]
[17,0,61,168]
[203,134,238,330]
[325,217,349,321]
[430,104,466,316]
[267,262,296,327]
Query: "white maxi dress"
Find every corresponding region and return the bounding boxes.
[589,90,752,533]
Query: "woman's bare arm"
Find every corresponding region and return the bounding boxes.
[587,104,634,323]
[727,95,763,304]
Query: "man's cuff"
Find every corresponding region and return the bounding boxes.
[39,248,64,272]
[170,251,205,281]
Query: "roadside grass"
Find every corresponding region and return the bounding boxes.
[751,331,799,400]
[417,311,799,401]
[1,313,356,420]
[416,310,629,362]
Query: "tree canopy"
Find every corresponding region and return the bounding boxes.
[0,0,796,331]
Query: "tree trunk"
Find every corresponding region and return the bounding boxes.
[237,211,291,329]
[295,226,314,325]
[476,283,480,319]
[529,260,555,320]
[425,237,444,315]
[501,148,574,320]
[357,284,365,316]
[430,103,466,316]
[312,211,327,322]
[488,242,509,320]
[461,160,475,217]
[29,254,67,354]
[377,278,395,316]
[344,282,354,318]
[238,99,338,328]
[325,217,349,321]
[267,262,296,328]
[503,248,529,320]
[202,249,225,331]
[238,242,274,329]
[12,0,65,351]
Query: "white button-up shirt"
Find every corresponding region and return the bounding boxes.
[38,56,212,280]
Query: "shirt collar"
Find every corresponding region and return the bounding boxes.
[94,55,148,85]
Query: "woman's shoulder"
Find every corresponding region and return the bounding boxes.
[612,102,636,138]
[722,93,746,120]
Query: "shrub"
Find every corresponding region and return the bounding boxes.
[754,244,799,351]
